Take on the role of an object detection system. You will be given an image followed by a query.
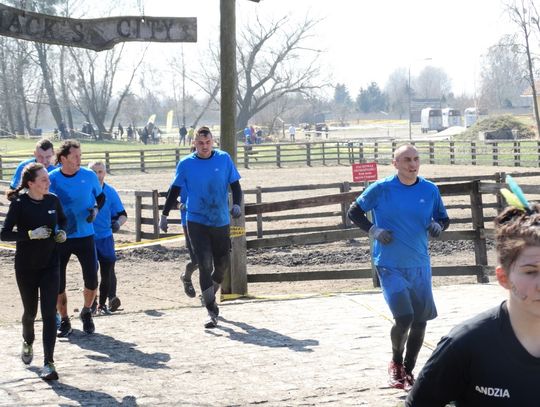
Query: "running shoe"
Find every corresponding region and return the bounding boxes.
[403,371,415,392]
[388,360,405,389]
[80,309,95,334]
[97,304,112,315]
[40,362,58,381]
[204,302,219,329]
[57,317,73,338]
[109,296,121,312]
[181,272,196,298]
[21,341,33,365]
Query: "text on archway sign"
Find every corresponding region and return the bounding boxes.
[352,162,378,182]
[0,3,196,51]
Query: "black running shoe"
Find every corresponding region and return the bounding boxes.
[57,317,73,338]
[90,299,98,315]
[109,296,121,312]
[181,273,196,298]
[21,341,33,365]
[80,309,95,334]
[40,362,58,381]
[204,302,219,329]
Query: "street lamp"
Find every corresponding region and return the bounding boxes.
[408,58,432,140]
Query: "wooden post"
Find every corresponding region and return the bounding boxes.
[135,193,142,242]
[105,151,111,173]
[429,141,435,164]
[391,140,397,156]
[276,144,281,168]
[306,143,311,166]
[495,172,506,213]
[229,201,248,296]
[373,142,379,162]
[450,141,455,164]
[151,189,160,239]
[537,141,540,167]
[322,142,326,166]
[340,181,351,228]
[358,142,364,162]
[140,151,145,172]
[0,155,3,180]
[514,141,520,167]
[337,142,341,165]
[256,186,263,238]
[471,141,476,165]
[175,148,180,164]
[470,180,489,283]
[492,142,498,166]
[348,142,353,164]
[244,147,249,169]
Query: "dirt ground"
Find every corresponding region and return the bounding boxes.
[1,162,538,324]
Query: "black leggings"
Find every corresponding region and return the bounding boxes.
[16,265,59,364]
[187,221,230,310]
[390,314,427,373]
[98,260,115,306]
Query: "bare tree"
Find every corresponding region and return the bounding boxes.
[385,68,408,118]
[414,66,452,100]
[479,36,528,109]
[507,0,540,137]
[235,15,324,132]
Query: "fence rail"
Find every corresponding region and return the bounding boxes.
[2,139,540,180]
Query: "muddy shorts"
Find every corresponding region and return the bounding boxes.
[376,265,437,322]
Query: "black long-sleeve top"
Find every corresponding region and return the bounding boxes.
[1,193,66,270]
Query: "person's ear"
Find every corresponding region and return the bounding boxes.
[496,266,510,289]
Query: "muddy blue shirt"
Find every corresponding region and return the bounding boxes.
[171,149,241,227]
[49,167,102,238]
[94,183,125,240]
[357,174,448,268]
[10,158,57,189]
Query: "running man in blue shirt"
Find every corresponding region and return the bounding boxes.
[49,140,105,336]
[89,161,127,314]
[160,126,242,328]
[348,144,449,391]
[10,138,56,190]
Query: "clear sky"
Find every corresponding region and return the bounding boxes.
[115,0,514,97]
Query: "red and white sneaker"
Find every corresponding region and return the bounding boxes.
[388,361,405,389]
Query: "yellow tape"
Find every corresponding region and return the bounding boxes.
[230,226,245,238]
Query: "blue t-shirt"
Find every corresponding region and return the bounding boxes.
[357,174,448,268]
[10,158,57,189]
[171,149,241,227]
[49,167,102,238]
[94,183,125,240]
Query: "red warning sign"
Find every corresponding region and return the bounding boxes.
[352,162,378,182]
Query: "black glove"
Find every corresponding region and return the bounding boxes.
[111,221,121,233]
[86,207,98,223]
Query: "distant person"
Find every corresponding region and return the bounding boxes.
[406,198,540,406]
[10,138,56,191]
[1,163,67,380]
[288,124,296,142]
[179,124,187,146]
[88,161,127,314]
[187,126,195,145]
[243,126,251,145]
[127,125,134,140]
[160,126,242,328]
[58,121,68,140]
[141,126,149,145]
[49,140,105,337]
[118,123,124,139]
[348,144,449,391]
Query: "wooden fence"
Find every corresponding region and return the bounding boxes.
[2,139,540,180]
[133,172,540,286]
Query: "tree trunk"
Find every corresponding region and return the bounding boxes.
[35,44,64,129]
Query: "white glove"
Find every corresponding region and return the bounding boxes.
[28,226,52,240]
[230,204,242,218]
[368,225,393,244]
[54,230,67,243]
[428,221,443,238]
[159,214,168,232]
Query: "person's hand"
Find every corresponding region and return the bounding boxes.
[230,204,242,219]
[86,207,98,223]
[54,230,67,243]
[368,225,393,244]
[111,221,121,233]
[28,226,52,240]
[159,214,168,232]
[428,221,443,238]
